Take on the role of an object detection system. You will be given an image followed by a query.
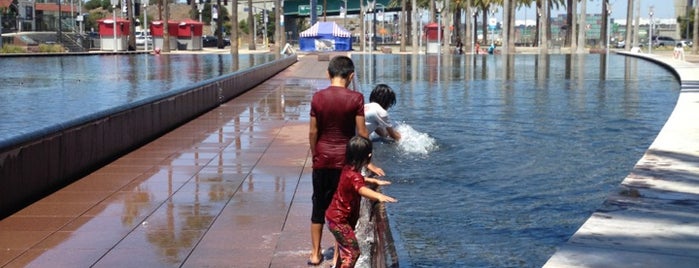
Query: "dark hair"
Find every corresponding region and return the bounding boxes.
[369,84,397,110]
[327,56,355,80]
[345,136,373,171]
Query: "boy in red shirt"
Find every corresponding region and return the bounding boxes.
[325,136,396,268]
[308,56,369,265]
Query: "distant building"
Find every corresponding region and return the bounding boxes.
[0,0,81,32]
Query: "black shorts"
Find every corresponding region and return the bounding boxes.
[311,168,341,224]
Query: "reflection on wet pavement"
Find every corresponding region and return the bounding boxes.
[0,55,332,267]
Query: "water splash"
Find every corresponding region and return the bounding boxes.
[395,123,438,155]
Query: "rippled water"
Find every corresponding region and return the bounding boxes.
[0,54,273,143]
[353,54,680,267]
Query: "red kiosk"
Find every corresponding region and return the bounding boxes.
[178,19,204,50]
[151,20,179,50]
[424,22,442,54]
[97,18,130,51]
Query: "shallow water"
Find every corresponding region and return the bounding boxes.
[0,54,273,143]
[353,54,679,267]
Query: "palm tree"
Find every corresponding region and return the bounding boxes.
[600,0,609,49]
[401,0,407,52]
[230,0,239,57]
[247,0,255,50]
[474,0,497,46]
[624,0,633,50]
[569,0,577,51]
[576,0,586,53]
[693,0,698,54]
[163,0,170,52]
[503,0,514,53]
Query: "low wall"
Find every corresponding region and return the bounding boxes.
[355,185,399,268]
[0,54,298,219]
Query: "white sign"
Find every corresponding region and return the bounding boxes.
[488,18,497,27]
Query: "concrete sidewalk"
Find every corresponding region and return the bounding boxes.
[544,52,699,267]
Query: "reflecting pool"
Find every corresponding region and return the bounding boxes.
[0,53,274,143]
[353,54,679,267]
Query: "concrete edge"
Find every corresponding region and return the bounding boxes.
[543,52,699,267]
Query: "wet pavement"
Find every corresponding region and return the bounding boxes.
[0,53,339,267]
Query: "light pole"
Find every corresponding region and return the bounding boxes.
[536,7,541,49]
[198,0,204,22]
[361,5,366,52]
[144,1,149,51]
[342,0,347,28]
[111,0,118,52]
[606,3,611,55]
[436,0,443,56]
[472,9,477,54]
[648,6,654,54]
[418,8,424,53]
[490,8,496,47]
[367,0,375,52]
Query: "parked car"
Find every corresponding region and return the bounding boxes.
[653,36,676,47]
[615,40,626,48]
[679,39,694,48]
[615,40,645,48]
[202,35,231,48]
[135,35,152,46]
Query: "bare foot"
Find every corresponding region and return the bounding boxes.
[307,254,323,266]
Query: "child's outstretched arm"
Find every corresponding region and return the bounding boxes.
[359,186,397,203]
[364,177,391,186]
[366,162,385,176]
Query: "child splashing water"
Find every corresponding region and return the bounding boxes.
[325,136,397,268]
[364,84,437,155]
[394,123,439,155]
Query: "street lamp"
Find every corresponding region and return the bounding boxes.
[436,0,443,56]
[648,6,654,54]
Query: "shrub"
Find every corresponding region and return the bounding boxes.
[38,44,66,53]
[0,45,27,54]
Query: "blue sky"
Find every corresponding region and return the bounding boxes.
[515,0,683,20]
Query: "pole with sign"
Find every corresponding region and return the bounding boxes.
[488,17,496,47]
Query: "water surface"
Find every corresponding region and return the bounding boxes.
[353,54,679,267]
[0,54,273,143]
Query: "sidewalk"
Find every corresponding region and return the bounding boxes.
[0,54,338,267]
[544,51,699,267]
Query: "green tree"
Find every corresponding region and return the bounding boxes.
[678,9,695,40]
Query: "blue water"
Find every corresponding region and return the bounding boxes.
[353,54,680,267]
[0,54,273,143]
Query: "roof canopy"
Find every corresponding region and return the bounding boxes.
[299,22,351,38]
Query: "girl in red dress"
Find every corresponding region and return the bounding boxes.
[325,136,397,268]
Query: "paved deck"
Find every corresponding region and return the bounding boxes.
[1,50,699,267]
[0,53,340,267]
[544,52,699,267]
